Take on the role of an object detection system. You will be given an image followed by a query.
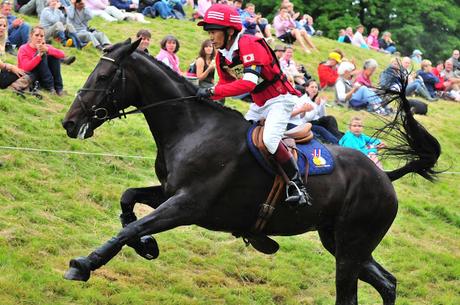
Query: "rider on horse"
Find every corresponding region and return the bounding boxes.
[196,4,309,207]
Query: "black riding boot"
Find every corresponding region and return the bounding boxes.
[279,157,311,207]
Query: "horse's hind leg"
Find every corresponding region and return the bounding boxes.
[64,193,204,281]
[120,186,168,260]
[359,257,397,305]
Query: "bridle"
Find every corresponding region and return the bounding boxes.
[76,55,196,122]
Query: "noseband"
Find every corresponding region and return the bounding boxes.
[76,55,196,122]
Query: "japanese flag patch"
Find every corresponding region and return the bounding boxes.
[243,53,255,64]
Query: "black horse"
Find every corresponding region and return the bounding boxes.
[62,39,440,305]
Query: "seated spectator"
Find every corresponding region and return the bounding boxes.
[299,14,319,36]
[439,59,460,101]
[416,60,439,99]
[156,35,181,75]
[343,26,353,44]
[40,0,82,48]
[317,51,341,89]
[273,6,315,54]
[0,15,30,90]
[135,29,150,53]
[195,0,212,19]
[1,0,30,50]
[67,0,111,50]
[378,31,396,54]
[240,3,260,37]
[411,49,422,64]
[85,0,125,22]
[379,57,436,101]
[366,27,380,51]
[432,60,446,91]
[109,0,149,22]
[450,49,460,71]
[339,116,384,169]
[279,45,306,89]
[18,0,47,16]
[290,79,341,144]
[352,24,368,49]
[273,44,285,60]
[194,39,215,88]
[255,12,272,41]
[336,60,388,114]
[142,0,184,20]
[17,25,66,95]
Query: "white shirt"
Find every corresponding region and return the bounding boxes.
[289,94,325,125]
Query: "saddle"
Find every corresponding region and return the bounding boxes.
[239,122,313,255]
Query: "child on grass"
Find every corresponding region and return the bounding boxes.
[339,116,385,169]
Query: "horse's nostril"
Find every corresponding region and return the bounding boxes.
[62,120,75,131]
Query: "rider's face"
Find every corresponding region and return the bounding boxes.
[207,30,225,49]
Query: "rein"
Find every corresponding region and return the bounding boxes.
[77,55,198,122]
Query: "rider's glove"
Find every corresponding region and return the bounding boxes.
[196,87,214,100]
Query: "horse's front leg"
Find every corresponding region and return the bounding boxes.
[64,192,204,282]
[119,186,168,260]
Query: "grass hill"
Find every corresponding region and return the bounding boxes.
[0,11,459,305]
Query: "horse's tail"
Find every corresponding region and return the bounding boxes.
[376,71,441,182]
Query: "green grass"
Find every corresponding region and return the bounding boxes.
[0,11,459,305]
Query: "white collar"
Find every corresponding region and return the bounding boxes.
[218,32,243,62]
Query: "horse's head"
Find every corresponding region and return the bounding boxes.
[62,38,141,139]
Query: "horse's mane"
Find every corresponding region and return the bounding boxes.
[131,49,245,120]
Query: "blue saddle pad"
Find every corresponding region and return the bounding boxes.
[246,124,335,176]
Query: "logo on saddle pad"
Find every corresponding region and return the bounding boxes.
[312,148,330,168]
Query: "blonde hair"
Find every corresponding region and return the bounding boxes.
[0,16,7,56]
[349,116,362,126]
[421,59,432,71]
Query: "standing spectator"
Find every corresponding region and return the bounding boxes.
[1,0,30,50]
[378,31,396,54]
[317,51,341,89]
[339,116,385,169]
[273,6,315,54]
[417,59,439,99]
[17,25,66,95]
[40,0,81,48]
[66,0,111,50]
[337,29,346,42]
[366,27,379,51]
[351,24,368,49]
[194,39,215,88]
[135,29,150,53]
[156,35,181,75]
[450,49,460,71]
[85,0,125,22]
[411,49,423,64]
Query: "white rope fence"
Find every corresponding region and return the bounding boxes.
[0,145,459,174]
[0,145,155,160]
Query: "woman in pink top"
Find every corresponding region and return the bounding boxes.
[18,25,65,95]
[366,27,380,51]
[156,35,181,75]
[273,7,315,54]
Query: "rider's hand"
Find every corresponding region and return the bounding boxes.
[196,87,213,100]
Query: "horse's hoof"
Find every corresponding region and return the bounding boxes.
[132,235,159,260]
[63,257,91,281]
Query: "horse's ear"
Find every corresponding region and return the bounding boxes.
[128,38,142,55]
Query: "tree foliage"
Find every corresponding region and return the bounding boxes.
[250,0,459,61]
